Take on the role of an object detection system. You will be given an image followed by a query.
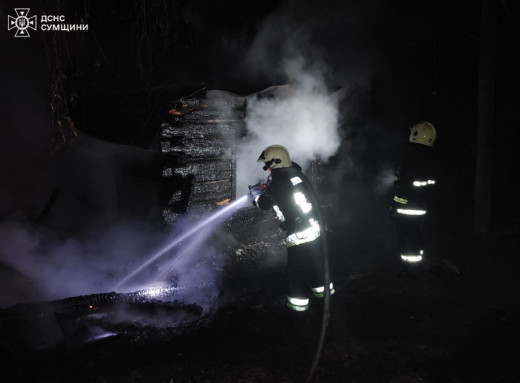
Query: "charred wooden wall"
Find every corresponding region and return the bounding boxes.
[159,90,245,224]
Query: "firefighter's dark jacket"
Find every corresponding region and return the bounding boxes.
[257,163,322,239]
[393,144,437,210]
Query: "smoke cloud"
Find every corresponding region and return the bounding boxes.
[221,0,415,255]
[234,30,343,194]
[0,220,158,306]
[0,205,236,312]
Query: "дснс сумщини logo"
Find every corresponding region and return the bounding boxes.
[7,8,37,37]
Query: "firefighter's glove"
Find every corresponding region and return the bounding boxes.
[248,184,264,207]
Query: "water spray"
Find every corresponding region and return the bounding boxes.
[114,195,248,291]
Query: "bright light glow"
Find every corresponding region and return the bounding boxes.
[143,287,163,298]
[312,283,335,297]
[293,192,312,213]
[396,208,427,215]
[287,296,309,306]
[290,176,303,185]
[312,282,334,293]
[114,195,248,290]
[273,205,286,222]
[413,179,436,187]
[285,218,320,247]
[135,284,187,298]
[88,332,118,342]
[401,255,423,263]
[287,296,310,311]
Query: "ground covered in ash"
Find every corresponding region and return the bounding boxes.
[1,212,520,383]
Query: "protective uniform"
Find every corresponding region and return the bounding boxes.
[392,121,437,273]
[250,145,334,312]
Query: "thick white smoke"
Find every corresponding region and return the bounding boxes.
[235,57,341,193]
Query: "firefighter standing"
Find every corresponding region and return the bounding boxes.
[249,144,334,312]
[392,121,438,276]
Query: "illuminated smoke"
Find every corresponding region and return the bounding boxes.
[375,164,398,195]
[217,2,347,193]
[121,223,226,314]
[114,195,248,291]
[0,220,164,305]
[0,196,247,308]
[235,58,342,194]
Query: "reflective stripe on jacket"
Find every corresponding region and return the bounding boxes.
[256,164,322,247]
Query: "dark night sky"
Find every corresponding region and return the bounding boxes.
[0,0,519,303]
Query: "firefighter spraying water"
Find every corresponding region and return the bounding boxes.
[249,144,333,312]
[249,144,333,383]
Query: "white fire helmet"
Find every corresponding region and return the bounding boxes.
[409,121,437,147]
[257,144,291,169]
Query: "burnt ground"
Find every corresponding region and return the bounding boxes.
[1,209,520,383]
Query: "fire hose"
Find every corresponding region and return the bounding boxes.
[299,171,331,383]
[251,174,331,382]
